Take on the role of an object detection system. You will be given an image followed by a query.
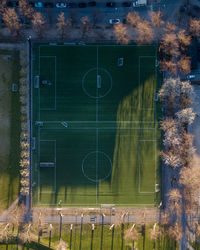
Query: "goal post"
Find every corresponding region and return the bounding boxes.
[97,75,101,88]
[40,162,55,168]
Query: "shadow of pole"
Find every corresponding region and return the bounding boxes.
[90,227,94,250]
[111,226,115,250]
[79,215,83,250]
[121,223,124,250]
[100,215,104,250]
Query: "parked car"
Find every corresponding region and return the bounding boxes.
[88,1,96,6]
[106,2,115,7]
[67,2,77,7]
[122,2,131,7]
[29,2,35,7]
[56,2,67,7]
[132,1,138,7]
[109,18,120,24]
[78,2,87,7]
[18,18,31,26]
[122,18,127,24]
[35,2,43,7]
[186,75,195,80]
[44,2,54,7]
[7,1,14,7]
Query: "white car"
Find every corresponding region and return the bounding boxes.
[132,1,138,7]
[56,2,67,8]
[187,75,195,80]
[109,18,120,24]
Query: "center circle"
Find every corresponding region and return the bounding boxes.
[82,67,112,98]
[82,151,112,182]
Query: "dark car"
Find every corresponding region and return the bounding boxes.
[44,2,54,7]
[29,1,35,7]
[88,1,96,6]
[67,2,77,8]
[122,1,131,7]
[106,2,115,7]
[78,2,87,7]
[7,1,14,7]
[18,18,31,25]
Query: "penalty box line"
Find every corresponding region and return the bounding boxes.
[138,56,156,111]
[138,139,156,195]
[38,51,57,112]
[38,137,57,202]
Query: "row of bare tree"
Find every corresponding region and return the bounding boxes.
[159,76,200,243]
[113,11,200,76]
[19,49,30,196]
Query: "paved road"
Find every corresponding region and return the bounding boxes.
[0,213,160,223]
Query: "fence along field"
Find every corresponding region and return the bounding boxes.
[31,43,161,207]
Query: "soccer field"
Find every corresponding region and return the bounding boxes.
[31,43,161,206]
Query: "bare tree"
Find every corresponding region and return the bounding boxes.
[19,0,34,19]
[32,12,46,37]
[113,23,130,44]
[161,119,181,148]
[177,30,191,50]
[148,10,164,28]
[0,0,7,14]
[177,56,191,74]
[3,8,22,35]
[69,10,78,27]
[180,80,194,108]
[126,11,141,29]
[168,222,183,241]
[161,150,181,168]
[159,78,181,106]
[161,32,180,57]
[92,9,100,27]
[190,18,200,37]
[57,12,67,39]
[160,118,179,132]
[167,189,182,213]
[136,20,154,44]
[179,154,200,195]
[175,108,195,125]
[124,224,140,249]
[81,16,90,38]
[164,22,177,33]
[159,59,177,76]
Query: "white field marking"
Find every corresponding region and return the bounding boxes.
[138,56,156,111]
[96,129,98,204]
[54,140,57,193]
[40,121,155,123]
[39,55,56,111]
[37,202,155,206]
[82,67,112,99]
[37,127,40,203]
[154,47,158,205]
[138,140,155,194]
[97,46,99,76]
[38,140,56,200]
[96,46,99,204]
[38,44,154,48]
[41,127,156,130]
[38,47,41,121]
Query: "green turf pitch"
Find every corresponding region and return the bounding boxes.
[32,43,161,206]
